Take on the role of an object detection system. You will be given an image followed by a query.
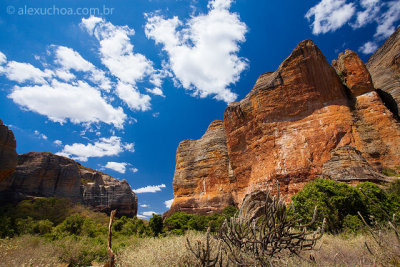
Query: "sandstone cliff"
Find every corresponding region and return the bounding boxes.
[367,26,400,118]
[0,152,137,217]
[0,120,17,183]
[168,36,400,215]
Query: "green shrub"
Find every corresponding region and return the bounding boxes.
[149,214,163,236]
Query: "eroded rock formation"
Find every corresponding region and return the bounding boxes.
[168,34,400,216]
[0,152,137,217]
[0,120,17,183]
[166,120,235,216]
[367,26,400,117]
[322,146,390,183]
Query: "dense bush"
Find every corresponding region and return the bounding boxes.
[292,179,400,233]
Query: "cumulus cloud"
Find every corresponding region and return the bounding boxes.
[4,61,53,84]
[57,136,134,162]
[133,184,166,194]
[305,0,356,34]
[54,46,111,91]
[306,0,400,41]
[145,0,248,103]
[140,204,149,208]
[81,16,163,111]
[9,80,126,128]
[136,214,147,219]
[164,199,174,209]
[104,161,128,174]
[130,167,139,173]
[359,41,379,54]
[0,52,7,65]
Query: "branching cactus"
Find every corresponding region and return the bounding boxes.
[218,186,326,267]
[186,227,225,267]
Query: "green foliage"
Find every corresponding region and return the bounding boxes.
[164,206,238,234]
[149,214,163,236]
[292,179,400,233]
[382,167,400,177]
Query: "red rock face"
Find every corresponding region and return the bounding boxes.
[168,38,400,216]
[332,49,374,96]
[224,40,355,204]
[166,120,235,216]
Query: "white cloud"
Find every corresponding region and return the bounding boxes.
[359,41,379,54]
[9,80,126,128]
[54,46,111,91]
[137,214,147,219]
[81,16,162,110]
[4,61,53,84]
[140,204,149,208]
[306,0,400,42]
[352,0,381,28]
[54,140,63,146]
[116,82,151,112]
[130,167,139,173]
[305,0,356,34]
[142,211,158,217]
[133,184,166,194]
[104,161,128,174]
[34,130,48,140]
[0,52,7,65]
[146,87,165,97]
[374,0,400,39]
[145,0,248,103]
[164,199,174,209]
[57,136,133,162]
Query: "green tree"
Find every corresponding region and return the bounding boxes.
[149,214,163,236]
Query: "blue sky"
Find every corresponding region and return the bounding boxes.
[0,0,399,218]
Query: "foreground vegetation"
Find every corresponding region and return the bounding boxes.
[0,178,400,266]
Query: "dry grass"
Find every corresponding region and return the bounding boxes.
[1,230,399,266]
[0,235,60,266]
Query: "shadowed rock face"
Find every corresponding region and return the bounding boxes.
[322,146,390,183]
[0,152,137,217]
[367,27,400,117]
[0,120,17,183]
[168,38,400,216]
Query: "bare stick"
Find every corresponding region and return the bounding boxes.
[108,210,117,267]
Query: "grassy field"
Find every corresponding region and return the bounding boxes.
[1,230,399,266]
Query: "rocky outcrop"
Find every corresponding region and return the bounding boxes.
[224,39,355,205]
[367,27,400,117]
[0,152,137,217]
[332,49,374,97]
[0,120,17,183]
[166,120,235,216]
[168,37,400,216]
[238,190,268,223]
[322,146,390,183]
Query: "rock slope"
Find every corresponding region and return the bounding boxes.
[0,151,137,217]
[168,34,400,215]
[0,120,17,183]
[367,27,400,117]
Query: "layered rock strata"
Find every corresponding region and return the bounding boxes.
[367,27,400,117]
[168,35,400,216]
[322,146,390,183]
[0,152,137,217]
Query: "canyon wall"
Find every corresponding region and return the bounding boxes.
[168,29,400,215]
[0,149,137,217]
